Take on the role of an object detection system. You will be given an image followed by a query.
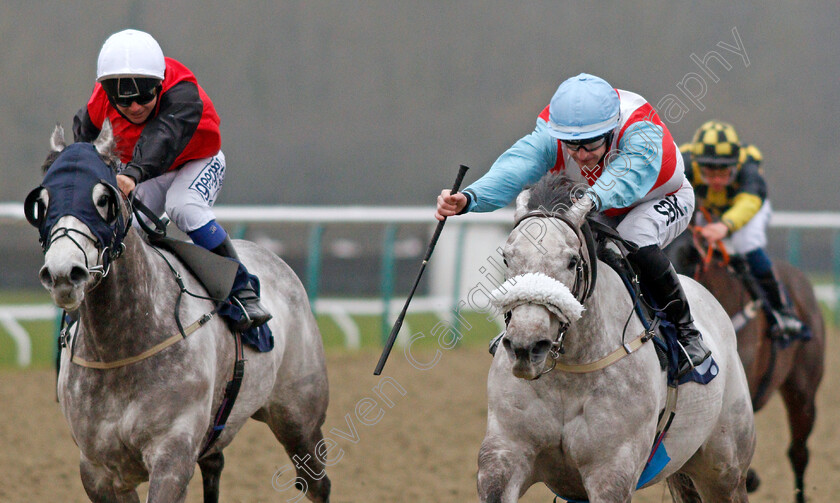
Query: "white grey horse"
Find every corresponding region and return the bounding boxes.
[477,175,755,502]
[28,124,330,502]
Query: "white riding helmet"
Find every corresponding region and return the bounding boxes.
[546,73,620,141]
[96,29,165,81]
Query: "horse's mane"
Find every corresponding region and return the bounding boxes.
[526,173,577,213]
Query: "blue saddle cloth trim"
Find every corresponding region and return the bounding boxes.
[616,266,717,386]
[553,444,671,502]
[216,263,274,352]
[637,442,671,487]
[653,314,718,385]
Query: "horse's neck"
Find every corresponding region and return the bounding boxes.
[77,231,176,359]
[564,264,636,360]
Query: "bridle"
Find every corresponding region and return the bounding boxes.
[512,209,596,305]
[510,210,597,372]
[45,225,125,286]
[25,182,132,290]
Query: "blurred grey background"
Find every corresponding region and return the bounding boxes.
[2,1,838,290]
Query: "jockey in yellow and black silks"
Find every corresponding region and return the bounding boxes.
[681,120,803,337]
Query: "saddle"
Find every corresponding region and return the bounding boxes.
[588,219,717,386]
[132,199,273,352]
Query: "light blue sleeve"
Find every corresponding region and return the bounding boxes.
[463,121,558,213]
[587,121,665,211]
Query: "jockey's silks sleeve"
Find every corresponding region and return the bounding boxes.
[462,122,558,213]
[586,121,665,212]
[462,119,668,214]
[682,144,768,232]
[721,192,764,231]
[73,57,221,184]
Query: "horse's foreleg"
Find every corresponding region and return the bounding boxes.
[477,436,532,503]
[198,452,224,503]
[80,458,140,503]
[144,442,197,503]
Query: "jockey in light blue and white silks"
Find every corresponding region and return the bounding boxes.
[448,73,710,377]
[462,86,691,249]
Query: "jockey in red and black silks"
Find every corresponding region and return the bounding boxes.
[73,56,221,185]
[71,28,271,332]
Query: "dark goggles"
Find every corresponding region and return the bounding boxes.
[100,77,160,107]
[562,134,608,153]
[698,163,736,171]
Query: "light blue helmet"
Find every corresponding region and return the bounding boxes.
[546,73,620,141]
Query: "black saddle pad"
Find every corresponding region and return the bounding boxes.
[152,236,239,302]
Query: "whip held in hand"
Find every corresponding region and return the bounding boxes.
[373,164,469,375]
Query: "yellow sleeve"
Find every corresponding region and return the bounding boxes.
[721,192,763,232]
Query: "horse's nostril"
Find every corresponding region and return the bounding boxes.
[531,340,552,357]
[69,266,90,285]
[39,267,54,287]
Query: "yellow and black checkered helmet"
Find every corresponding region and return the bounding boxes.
[688,120,741,167]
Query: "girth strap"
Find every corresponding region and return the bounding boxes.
[200,330,246,457]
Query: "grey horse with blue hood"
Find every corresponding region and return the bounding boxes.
[26,123,331,502]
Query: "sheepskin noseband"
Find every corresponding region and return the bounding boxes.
[491,272,584,325]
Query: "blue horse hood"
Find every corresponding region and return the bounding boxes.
[38,143,126,252]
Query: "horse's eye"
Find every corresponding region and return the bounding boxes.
[568,256,578,270]
[96,194,110,208]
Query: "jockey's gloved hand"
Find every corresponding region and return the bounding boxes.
[570,189,599,215]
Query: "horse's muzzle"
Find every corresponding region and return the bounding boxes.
[39,262,90,310]
[504,337,553,380]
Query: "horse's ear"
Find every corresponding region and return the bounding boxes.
[50,123,66,153]
[567,194,595,227]
[514,189,531,222]
[92,120,116,158]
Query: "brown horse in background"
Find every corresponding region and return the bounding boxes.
[667,230,825,503]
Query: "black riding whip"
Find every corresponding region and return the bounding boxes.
[373,164,469,375]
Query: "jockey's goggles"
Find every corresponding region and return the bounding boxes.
[101,77,160,108]
[698,162,736,171]
[561,135,608,153]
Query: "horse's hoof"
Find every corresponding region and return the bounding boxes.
[746,468,760,492]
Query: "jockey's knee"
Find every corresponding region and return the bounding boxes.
[745,248,773,276]
[166,202,217,234]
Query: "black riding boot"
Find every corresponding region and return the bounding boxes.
[731,257,803,336]
[211,236,272,331]
[629,244,711,377]
[755,270,804,337]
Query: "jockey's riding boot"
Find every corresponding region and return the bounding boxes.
[755,271,804,337]
[211,236,272,331]
[629,245,711,377]
[488,331,505,356]
[653,265,712,377]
